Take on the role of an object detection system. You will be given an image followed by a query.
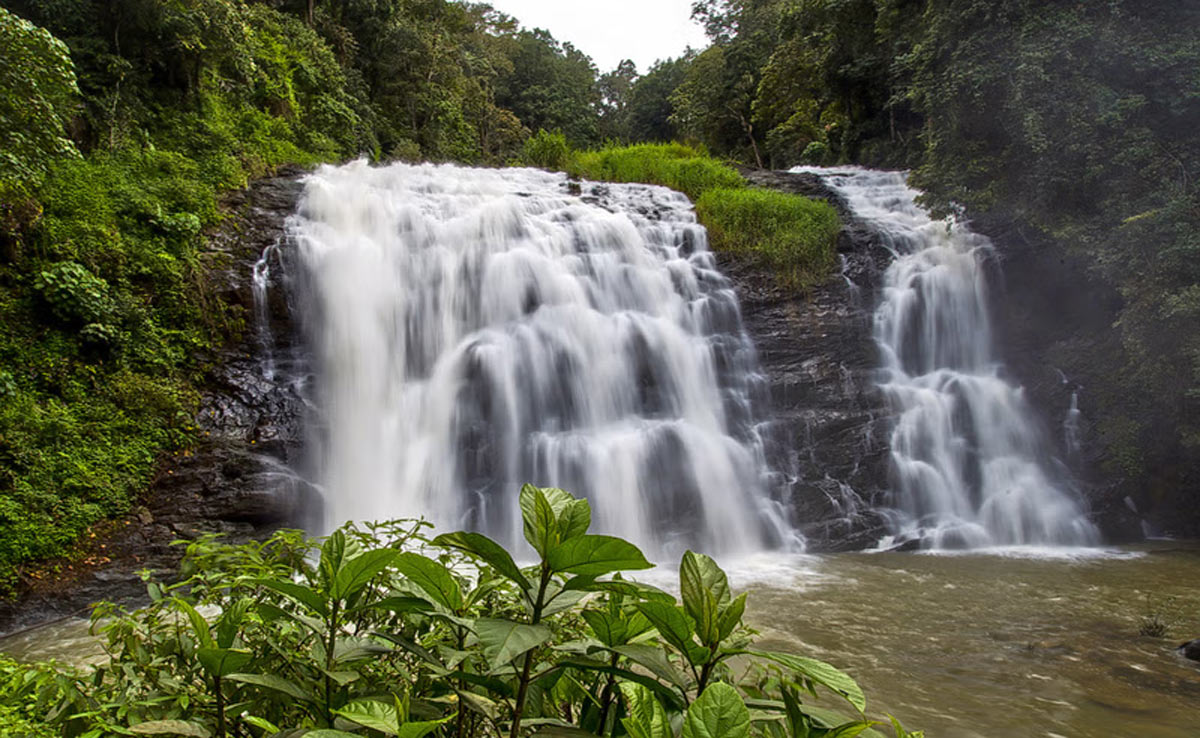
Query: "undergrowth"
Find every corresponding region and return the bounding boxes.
[0,486,923,738]
[534,137,842,289]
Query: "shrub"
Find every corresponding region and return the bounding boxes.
[522,129,572,170]
[697,187,841,288]
[32,261,116,326]
[0,486,922,737]
[568,142,744,200]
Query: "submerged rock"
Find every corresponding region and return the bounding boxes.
[1178,639,1200,661]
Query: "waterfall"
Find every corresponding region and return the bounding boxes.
[287,161,790,558]
[795,167,1098,549]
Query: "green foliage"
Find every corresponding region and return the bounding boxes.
[568,143,744,201]
[521,130,572,171]
[496,29,600,148]
[0,0,630,581]
[0,8,80,190]
[0,487,917,737]
[696,188,840,288]
[33,261,115,326]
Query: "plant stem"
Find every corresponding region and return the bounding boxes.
[214,674,226,738]
[594,652,620,735]
[509,564,551,738]
[325,599,340,725]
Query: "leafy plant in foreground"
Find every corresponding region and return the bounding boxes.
[1,486,920,737]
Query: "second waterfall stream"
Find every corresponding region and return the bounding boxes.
[797,166,1098,549]
[286,161,792,559]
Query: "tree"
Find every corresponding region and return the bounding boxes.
[0,8,80,190]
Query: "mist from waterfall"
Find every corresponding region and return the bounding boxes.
[795,167,1098,549]
[287,161,792,559]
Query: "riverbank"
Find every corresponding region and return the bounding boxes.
[0,169,311,635]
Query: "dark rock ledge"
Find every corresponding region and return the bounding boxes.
[726,169,897,551]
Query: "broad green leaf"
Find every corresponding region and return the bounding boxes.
[243,716,279,735]
[680,682,750,738]
[331,548,398,601]
[636,601,696,658]
[319,530,360,591]
[562,576,674,602]
[255,579,328,616]
[433,531,531,589]
[333,635,394,664]
[334,700,400,734]
[820,722,879,738]
[717,592,747,641]
[475,618,552,669]
[582,610,626,647]
[546,534,652,576]
[129,721,210,737]
[444,669,515,697]
[611,644,690,691]
[393,553,463,611]
[541,587,587,617]
[215,598,252,649]
[454,689,500,719]
[173,599,213,649]
[745,650,866,713]
[303,731,361,738]
[521,484,562,557]
[197,647,252,678]
[396,715,455,738]
[529,727,597,737]
[680,552,730,644]
[619,683,672,738]
[227,673,314,702]
[888,714,924,738]
[352,595,431,616]
[550,658,685,710]
[557,498,591,541]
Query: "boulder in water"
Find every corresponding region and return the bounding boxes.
[1177,639,1200,661]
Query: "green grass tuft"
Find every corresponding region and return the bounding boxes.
[565,142,744,201]
[555,142,841,288]
[696,187,841,288]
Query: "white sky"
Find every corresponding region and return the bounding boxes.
[486,0,710,74]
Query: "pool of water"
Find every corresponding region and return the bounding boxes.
[733,541,1200,737]
[3,542,1198,737]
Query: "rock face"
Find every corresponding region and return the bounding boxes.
[0,168,313,636]
[977,213,1197,542]
[726,170,895,551]
[1179,639,1200,662]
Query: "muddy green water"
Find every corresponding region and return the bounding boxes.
[3,543,1198,737]
[736,542,1200,738]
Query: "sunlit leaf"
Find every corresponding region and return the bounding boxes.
[476,618,552,669]
[680,682,750,738]
[393,553,463,611]
[546,535,652,576]
[433,531,531,589]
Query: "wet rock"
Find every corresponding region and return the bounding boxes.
[1178,639,1200,661]
[721,169,896,552]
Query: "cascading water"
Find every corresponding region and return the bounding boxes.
[287,161,791,558]
[795,167,1098,549]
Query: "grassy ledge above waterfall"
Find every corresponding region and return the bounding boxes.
[0,485,923,738]
[525,136,841,289]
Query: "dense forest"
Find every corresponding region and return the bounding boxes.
[0,0,1198,581]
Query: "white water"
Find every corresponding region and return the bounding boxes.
[794,167,1098,549]
[288,161,791,559]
